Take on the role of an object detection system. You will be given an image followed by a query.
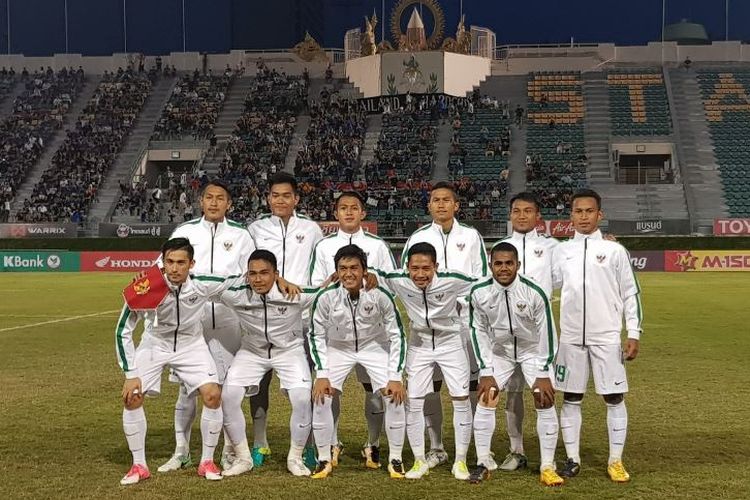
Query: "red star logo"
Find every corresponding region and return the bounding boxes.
[675,251,698,271]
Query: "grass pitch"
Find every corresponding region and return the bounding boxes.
[0,272,748,500]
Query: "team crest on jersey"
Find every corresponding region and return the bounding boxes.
[223,240,233,251]
[296,234,305,244]
[188,295,199,304]
[435,292,445,301]
[456,242,465,251]
[596,254,606,263]
[364,304,374,314]
[278,306,288,315]
[534,248,543,257]
[516,302,527,312]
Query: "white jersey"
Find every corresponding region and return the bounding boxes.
[115,274,240,379]
[468,275,557,378]
[168,216,255,276]
[308,228,397,286]
[309,283,406,381]
[493,229,559,298]
[402,219,488,278]
[248,212,324,285]
[552,230,643,345]
[216,283,319,357]
[374,269,476,348]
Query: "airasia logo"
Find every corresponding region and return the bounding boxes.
[533,220,576,237]
[95,256,153,269]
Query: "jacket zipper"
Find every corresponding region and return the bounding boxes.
[582,238,588,346]
[280,221,287,277]
[211,223,216,329]
[348,296,359,352]
[261,295,271,358]
[173,284,182,351]
[422,289,435,349]
[522,233,526,274]
[441,229,449,268]
[504,289,517,360]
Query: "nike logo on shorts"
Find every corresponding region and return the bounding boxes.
[208,372,216,377]
[614,380,625,386]
[459,422,471,427]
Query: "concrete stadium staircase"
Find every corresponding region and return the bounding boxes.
[431,120,453,181]
[0,80,26,119]
[668,68,728,232]
[283,115,311,173]
[582,72,612,183]
[10,78,99,219]
[358,114,382,167]
[86,75,178,227]
[212,76,254,139]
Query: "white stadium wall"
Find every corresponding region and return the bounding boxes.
[346,54,382,98]
[443,52,491,97]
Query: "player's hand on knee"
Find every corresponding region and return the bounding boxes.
[384,380,406,405]
[477,376,499,406]
[532,377,555,408]
[131,271,148,283]
[122,377,143,407]
[312,378,333,405]
[276,276,301,300]
[624,339,640,361]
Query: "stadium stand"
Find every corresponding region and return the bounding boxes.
[525,71,588,218]
[608,68,672,136]
[150,69,234,141]
[15,69,153,223]
[0,67,86,222]
[697,69,750,217]
[0,68,15,107]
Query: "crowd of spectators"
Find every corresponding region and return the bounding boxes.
[16,68,153,222]
[115,166,202,223]
[0,67,86,222]
[150,69,235,141]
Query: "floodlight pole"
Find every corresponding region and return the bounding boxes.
[64,0,68,53]
[725,0,729,41]
[382,0,385,43]
[123,0,127,53]
[660,0,665,65]
[6,0,10,55]
[182,0,186,52]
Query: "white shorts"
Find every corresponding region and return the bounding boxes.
[225,345,312,395]
[137,338,219,397]
[492,355,550,390]
[327,342,391,393]
[407,337,470,398]
[553,343,628,395]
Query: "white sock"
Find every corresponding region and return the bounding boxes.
[560,399,582,463]
[423,391,444,451]
[331,392,341,446]
[174,387,196,455]
[505,390,525,454]
[200,406,223,462]
[384,395,405,461]
[406,397,426,461]
[536,407,559,469]
[123,407,147,465]
[364,390,384,447]
[606,401,628,464]
[313,396,334,462]
[473,405,496,466]
[451,399,472,463]
[288,388,312,451]
[222,385,248,447]
[221,429,234,457]
[233,438,251,460]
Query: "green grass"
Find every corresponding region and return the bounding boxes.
[0,273,749,499]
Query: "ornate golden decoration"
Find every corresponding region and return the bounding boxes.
[390,0,445,50]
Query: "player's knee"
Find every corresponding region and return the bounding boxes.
[563,392,584,403]
[200,384,222,409]
[533,396,554,410]
[451,395,469,402]
[603,393,624,405]
[478,397,498,410]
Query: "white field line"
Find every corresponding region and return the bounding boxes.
[0,309,120,333]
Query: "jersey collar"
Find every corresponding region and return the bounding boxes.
[336,227,364,241]
[512,228,540,240]
[573,229,603,240]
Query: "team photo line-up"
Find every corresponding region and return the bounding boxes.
[115,172,643,487]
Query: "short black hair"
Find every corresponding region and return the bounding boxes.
[407,242,437,264]
[334,244,368,270]
[269,172,298,193]
[335,191,366,210]
[491,241,519,261]
[430,181,457,200]
[161,237,194,260]
[201,179,232,200]
[571,188,602,210]
[509,192,540,212]
[248,249,278,271]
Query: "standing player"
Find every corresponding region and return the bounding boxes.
[467,242,564,486]
[552,189,642,482]
[159,180,256,473]
[491,192,559,471]
[308,245,407,479]
[215,250,320,477]
[116,238,239,485]
[373,243,477,480]
[400,181,488,470]
[308,191,397,468]
[247,172,324,466]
